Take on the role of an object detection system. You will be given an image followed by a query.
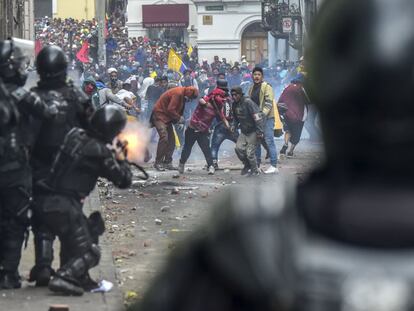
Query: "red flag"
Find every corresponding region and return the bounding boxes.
[104,15,109,38]
[76,41,89,63]
[35,40,42,56]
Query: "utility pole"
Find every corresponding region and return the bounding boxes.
[95,0,106,66]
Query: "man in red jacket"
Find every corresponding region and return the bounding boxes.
[151,86,198,171]
[178,88,227,175]
[278,74,310,158]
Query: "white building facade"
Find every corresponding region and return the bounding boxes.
[126,0,302,65]
[126,0,198,45]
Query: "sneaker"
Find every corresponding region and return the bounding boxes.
[212,160,219,170]
[279,145,288,160]
[264,165,279,174]
[164,163,178,170]
[241,165,251,176]
[154,163,165,171]
[208,166,215,175]
[249,169,261,177]
[178,163,185,174]
[287,151,294,158]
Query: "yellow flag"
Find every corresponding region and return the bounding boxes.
[173,126,181,148]
[168,49,187,74]
[187,45,193,58]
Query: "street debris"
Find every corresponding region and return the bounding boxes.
[170,187,180,195]
[91,280,114,293]
[155,218,163,225]
[48,305,69,311]
[160,206,170,212]
[125,290,139,300]
[164,186,199,191]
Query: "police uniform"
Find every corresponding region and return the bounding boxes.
[29,46,94,286]
[36,105,132,296]
[0,40,56,288]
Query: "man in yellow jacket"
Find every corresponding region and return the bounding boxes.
[248,67,278,174]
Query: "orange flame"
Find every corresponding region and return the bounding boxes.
[117,118,150,163]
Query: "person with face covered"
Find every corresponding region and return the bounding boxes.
[82,76,100,109]
[151,86,199,171]
[107,67,123,94]
[178,88,228,175]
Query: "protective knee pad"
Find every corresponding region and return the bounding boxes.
[61,244,101,279]
[72,224,92,253]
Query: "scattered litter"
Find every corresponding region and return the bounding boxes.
[143,240,151,247]
[125,290,138,300]
[49,305,70,311]
[160,206,170,212]
[131,206,137,211]
[112,200,120,204]
[164,186,199,191]
[172,174,180,179]
[91,280,114,293]
[186,167,192,172]
[224,169,231,173]
[232,181,237,184]
[141,226,148,232]
[155,218,163,225]
[170,187,180,195]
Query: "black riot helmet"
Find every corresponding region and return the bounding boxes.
[307,0,414,179]
[36,45,68,81]
[90,104,127,143]
[0,39,28,86]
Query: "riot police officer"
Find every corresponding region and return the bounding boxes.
[130,0,414,310]
[33,104,132,296]
[29,45,94,286]
[0,39,56,289]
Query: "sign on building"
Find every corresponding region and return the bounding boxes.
[282,17,293,33]
[203,15,213,25]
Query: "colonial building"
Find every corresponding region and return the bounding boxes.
[126,0,269,64]
[126,0,198,45]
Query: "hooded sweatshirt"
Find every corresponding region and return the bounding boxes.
[190,88,226,133]
[152,86,198,124]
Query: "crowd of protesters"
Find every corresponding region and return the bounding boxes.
[34,11,317,175]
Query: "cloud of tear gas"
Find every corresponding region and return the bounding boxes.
[117,117,150,163]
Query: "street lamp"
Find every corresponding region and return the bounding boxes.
[261,0,303,52]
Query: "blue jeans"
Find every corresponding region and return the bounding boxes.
[211,122,238,161]
[256,117,277,166]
